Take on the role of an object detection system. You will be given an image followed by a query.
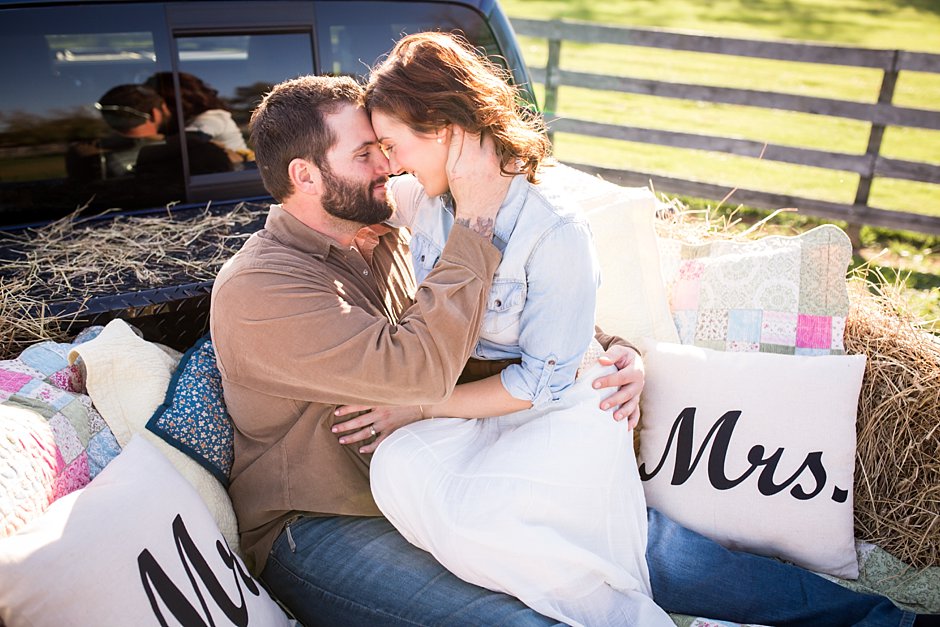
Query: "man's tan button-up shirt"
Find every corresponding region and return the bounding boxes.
[210,205,501,573]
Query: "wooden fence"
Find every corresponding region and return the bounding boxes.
[510,18,940,237]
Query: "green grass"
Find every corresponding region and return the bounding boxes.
[504,1,940,211]
[502,0,940,53]
[503,0,940,328]
[0,155,65,181]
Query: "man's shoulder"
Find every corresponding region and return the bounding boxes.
[215,230,323,289]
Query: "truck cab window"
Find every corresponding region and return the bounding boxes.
[0,4,172,226]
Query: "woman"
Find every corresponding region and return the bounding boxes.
[145,71,252,157]
[333,32,671,627]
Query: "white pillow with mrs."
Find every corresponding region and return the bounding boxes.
[0,435,290,627]
[637,340,866,579]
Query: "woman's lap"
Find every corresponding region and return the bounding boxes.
[370,368,670,626]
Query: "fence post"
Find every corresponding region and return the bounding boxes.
[849,49,901,250]
[543,37,562,144]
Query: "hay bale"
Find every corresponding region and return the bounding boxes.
[846,275,940,568]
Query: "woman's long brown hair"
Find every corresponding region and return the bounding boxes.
[365,32,551,183]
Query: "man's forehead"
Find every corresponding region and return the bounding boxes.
[325,103,378,153]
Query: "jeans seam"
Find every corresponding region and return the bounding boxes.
[267,551,430,627]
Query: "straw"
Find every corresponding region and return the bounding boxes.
[0,202,265,359]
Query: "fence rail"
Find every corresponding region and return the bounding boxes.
[510,18,940,236]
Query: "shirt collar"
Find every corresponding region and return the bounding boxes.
[264,204,390,260]
[492,175,529,251]
[441,174,528,252]
[264,204,333,259]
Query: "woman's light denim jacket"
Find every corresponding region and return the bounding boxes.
[387,171,600,409]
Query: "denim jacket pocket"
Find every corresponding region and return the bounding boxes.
[410,232,442,284]
[481,280,526,343]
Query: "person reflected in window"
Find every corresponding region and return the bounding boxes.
[146,72,254,166]
[65,85,166,182]
[94,84,233,190]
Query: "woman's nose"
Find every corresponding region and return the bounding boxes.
[387,154,404,176]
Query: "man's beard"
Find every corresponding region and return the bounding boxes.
[320,167,392,225]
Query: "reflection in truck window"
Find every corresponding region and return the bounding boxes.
[0,4,172,226]
[171,32,314,176]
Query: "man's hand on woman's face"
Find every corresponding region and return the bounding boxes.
[591,345,645,428]
[332,404,425,455]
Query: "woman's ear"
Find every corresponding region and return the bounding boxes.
[288,158,323,196]
[435,126,451,145]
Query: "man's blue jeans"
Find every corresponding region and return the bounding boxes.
[261,510,916,627]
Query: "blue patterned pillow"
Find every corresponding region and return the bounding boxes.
[145,335,233,486]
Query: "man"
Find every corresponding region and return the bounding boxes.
[211,75,935,627]
[80,84,232,183]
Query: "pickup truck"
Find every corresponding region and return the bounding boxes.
[0,0,535,352]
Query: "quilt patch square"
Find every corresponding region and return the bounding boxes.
[0,370,33,395]
[796,313,833,349]
[726,340,760,352]
[695,309,728,342]
[760,310,799,346]
[830,317,847,353]
[672,310,698,345]
[760,343,796,355]
[727,309,762,344]
[17,343,72,378]
[47,414,82,465]
[671,278,702,310]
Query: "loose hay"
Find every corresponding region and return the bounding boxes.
[0,202,266,359]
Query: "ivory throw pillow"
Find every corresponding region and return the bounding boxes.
[545,164,679,345]
[69,319,240,554]
[658,224,852,355]
[0,436,290,627]
[637,340,866,579]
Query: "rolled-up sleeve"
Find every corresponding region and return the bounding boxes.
[499,219,599,409]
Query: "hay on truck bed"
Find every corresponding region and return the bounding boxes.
[0,202,268,359]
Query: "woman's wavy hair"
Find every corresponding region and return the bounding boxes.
[145,71,229,123]
[364,31,550,183]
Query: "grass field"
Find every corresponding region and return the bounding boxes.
[500,0,940,328]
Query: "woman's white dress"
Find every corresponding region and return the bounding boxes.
[370,355,673,626]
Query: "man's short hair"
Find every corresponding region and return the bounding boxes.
[249,75,364,203]
[96,84,164,134]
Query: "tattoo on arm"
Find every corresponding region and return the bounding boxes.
[456,217,496,240]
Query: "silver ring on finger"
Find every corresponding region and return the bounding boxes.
[369,425,377,437]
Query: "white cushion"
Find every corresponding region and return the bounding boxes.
[0,435,290,627]
[637,340,866,579]
[548,164,679,345]
[68,319,240,555]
